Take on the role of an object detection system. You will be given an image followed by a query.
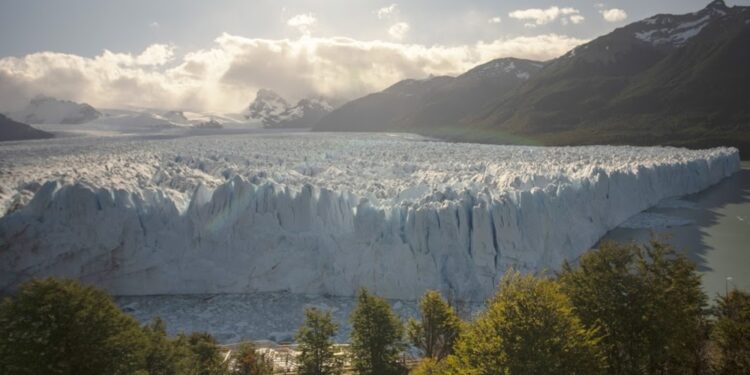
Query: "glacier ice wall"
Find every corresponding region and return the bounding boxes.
[0,133,741,300]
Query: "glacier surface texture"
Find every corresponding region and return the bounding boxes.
[0,133,740,300]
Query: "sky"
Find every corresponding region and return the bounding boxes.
[1,0,748,113]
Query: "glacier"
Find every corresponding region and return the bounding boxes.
[0,132,740,300]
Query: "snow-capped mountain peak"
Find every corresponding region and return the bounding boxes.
[8,96,101,125]
[633,0,735,48]
[245,89,332,128]
[462,58,544,81]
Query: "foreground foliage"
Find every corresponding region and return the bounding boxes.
[350,289,406,375]
[407,290,462,362]
[0,278,148,375]
[710,290,750,374]
[1,239,748,375]
[445,271,605,374]
[559,240,707,374]
[296,307,342,375]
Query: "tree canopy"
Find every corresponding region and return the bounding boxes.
[295,307,342,375]
[558,240,707,374]
[445,271,605,375]
[350,288,406,375]
[0,278,148,375]
[406,290,462,362]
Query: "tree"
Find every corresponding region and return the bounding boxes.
[558,239,708,374]
[144,317,174,375]
[232,342,273,375]
[406,290,462,361]
[349,288,406,375]
[710,290,750,374]
[143,317,196,375]
[182,332,230,375]
[0,278,148,375]
[295,307,342,375]
[445,271,605,375]
[409,358,448,375]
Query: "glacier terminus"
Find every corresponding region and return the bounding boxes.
[0,132,740,301]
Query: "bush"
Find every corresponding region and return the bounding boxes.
[558,240,708,374]
[0,278,148,375]
[296,307,342,375]
[406,290,462,361]
[350,288,406,375]
[445,271,605,374]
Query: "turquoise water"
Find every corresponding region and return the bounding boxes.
[602,162,750,299]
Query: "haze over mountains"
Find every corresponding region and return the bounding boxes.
[245,89,333,129]
[1,1,747,153]
[7,96,101,125]
[315,0,750,155]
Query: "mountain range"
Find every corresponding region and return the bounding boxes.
[7,96,101,125]
[245,89,333,128]
[314,0,750,156]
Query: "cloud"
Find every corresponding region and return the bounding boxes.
[569,15,585,24]
[377,4,398,19]
[388,22,410,40]
[149,21,160,29]
[601,8,628,22]
[509,6,584,26]
[287,13,317,35]
[135,44,175,65]
[0,33,588,113]
[488,16,502,24]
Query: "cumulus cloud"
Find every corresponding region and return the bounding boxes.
[377,4,398,19]
[287,13,317,35]
[0,33,587,113]
[509,6,584,26]
[488,16,502,24]
[601,8,628,22]
[388,22,410,40]
[135,44,175,65]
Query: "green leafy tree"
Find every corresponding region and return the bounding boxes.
[350,288,406,375]
[296,307,342,375]
[143,317,195,375]
[409,358,447,375]
[232,342,273,375]
[710,289,750,374]
[0,278,148,375]
[445,271,605,375]
[558,239,707,374]
[407,290,462,361]
[182,332,230,375]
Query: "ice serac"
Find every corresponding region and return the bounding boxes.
[0,135,741,301]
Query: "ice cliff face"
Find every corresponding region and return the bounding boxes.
[0,133,740,300]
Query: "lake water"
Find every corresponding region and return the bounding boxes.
[602,162,750,299]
